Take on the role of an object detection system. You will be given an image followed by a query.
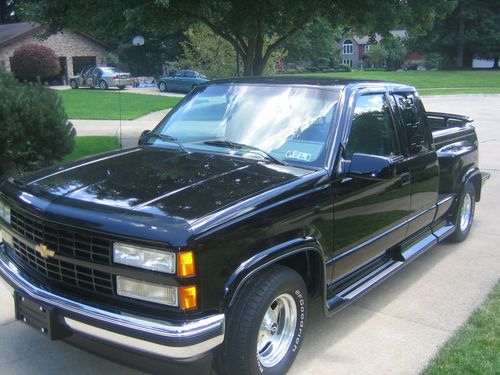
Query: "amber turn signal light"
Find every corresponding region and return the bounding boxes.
[179,285,197,310]
[177,250,196,277]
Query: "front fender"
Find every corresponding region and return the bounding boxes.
[222,237,326,310]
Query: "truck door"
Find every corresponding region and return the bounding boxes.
[331,92,411,281]
[392,92,439,237]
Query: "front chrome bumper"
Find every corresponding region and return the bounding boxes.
[0,243,225,360]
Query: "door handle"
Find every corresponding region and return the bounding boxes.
[401,172,411,186]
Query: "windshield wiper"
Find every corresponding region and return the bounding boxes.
[202,140,288,166]
[148,133,188,153]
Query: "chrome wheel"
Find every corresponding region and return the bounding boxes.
[257,293,297,368]
[460,192,472,232]
[159,82,167,92]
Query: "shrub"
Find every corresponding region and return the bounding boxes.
[424,53,445,70]
[10,44,60,82]
[0,71,75,178]
[338,64,352,72]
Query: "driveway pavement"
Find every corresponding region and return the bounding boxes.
[0,95,499,375]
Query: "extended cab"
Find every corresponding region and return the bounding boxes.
[0,78,489,375]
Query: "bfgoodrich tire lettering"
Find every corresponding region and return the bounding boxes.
[215,265,308,375]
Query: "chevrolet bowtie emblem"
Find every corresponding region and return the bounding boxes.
[35,243,55,258]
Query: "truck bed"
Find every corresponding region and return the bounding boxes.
[428,112,477,150]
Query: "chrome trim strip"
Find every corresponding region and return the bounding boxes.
[436,195,454,206]
[64,318,224,359]
[0,245,224,359]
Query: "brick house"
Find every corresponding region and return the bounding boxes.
[339,30,407,69]
[0,22,109,83]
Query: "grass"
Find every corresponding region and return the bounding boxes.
[56,89,181,120]
[422,282,500,375]
[289,70,500,94]
[63,136,120,163]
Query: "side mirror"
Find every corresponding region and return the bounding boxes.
[138,130,151,145]
[347,153,396,180]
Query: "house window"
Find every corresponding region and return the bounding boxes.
[342,59,353,67]
[364,45,372,53]
[343,40,353,55]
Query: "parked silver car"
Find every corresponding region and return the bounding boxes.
[69,67,133,90]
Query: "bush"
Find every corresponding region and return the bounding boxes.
[10,44,60,82]
[338,64,352,72]
[424,53,445,70]
[0,72,75,178]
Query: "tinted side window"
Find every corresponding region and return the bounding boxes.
[393,93,431,154]
[346,94,400,158]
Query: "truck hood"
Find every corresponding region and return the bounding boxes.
[23,147,308,222]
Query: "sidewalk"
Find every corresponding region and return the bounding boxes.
[70,108,171,148]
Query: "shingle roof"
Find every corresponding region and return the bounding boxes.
[0,22,43,48]
[352,29,408,45]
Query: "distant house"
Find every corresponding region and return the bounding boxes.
[338,30,407,69]
[0,22,109,83]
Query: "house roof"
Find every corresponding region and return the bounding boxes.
[0,21,109,50]
[351,29,408,45]
[0,21,43,49]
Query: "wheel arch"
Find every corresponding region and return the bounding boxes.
[461,168,482,202]
[223,238,326,311]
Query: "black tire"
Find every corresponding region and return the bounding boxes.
[69,80,78,89]
[215,266,308,375]
[99,80,108,90]
[449,182,476,242]
[118,85,126,90]
[159,81,167,92]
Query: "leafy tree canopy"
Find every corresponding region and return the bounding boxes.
[18,0,456,76]
[284,17,342,67]
[407,0,500,68]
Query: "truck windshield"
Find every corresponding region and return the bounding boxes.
[150,84,341,168]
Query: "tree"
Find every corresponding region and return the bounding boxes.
[177,23,285,78]
[365,44,388,68]
[0,0,17,24]
[284,17,342,68]
[10,44,60,81]
[382,37,407,70]
[18,0,456,76]
[408,0,500,68]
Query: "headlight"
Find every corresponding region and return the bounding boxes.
[113,242,176,273]
[116,276,178,306]
[0,200,11,224]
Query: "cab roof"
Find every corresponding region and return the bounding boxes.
[206,76,415,92]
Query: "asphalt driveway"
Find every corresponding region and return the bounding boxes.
[0,95,499,375]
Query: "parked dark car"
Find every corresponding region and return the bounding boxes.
[157,69,208,93]
[0,78,489,375]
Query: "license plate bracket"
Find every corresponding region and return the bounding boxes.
[14,293,71,340]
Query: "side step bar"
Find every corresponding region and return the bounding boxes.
[326,223,455,315]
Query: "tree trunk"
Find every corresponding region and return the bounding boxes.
[494,57,499,69]
[455,0,465,69]
[0,0,7,24]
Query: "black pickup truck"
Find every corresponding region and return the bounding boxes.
[0,78,490,375]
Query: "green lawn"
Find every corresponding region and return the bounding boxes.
[63,136,120,163]
[56,90,181,120]
[289,70,500,94]
[422,282,500,375]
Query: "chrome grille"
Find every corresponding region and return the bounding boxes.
[7,208,114,295]
[11,237,113,294]
[10,209,111,263]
